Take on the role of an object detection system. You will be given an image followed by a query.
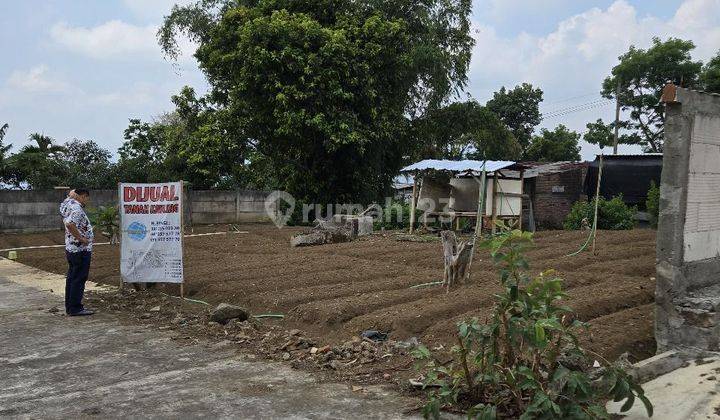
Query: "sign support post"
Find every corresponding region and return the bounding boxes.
[119,181,185,291]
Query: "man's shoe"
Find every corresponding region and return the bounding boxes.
[69,309,95,316]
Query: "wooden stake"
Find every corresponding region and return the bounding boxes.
[519,170,524,231]
[592,154,604,255]
[409,176,418,234]
[117,182,124,291]
[464,164,486,283]
[179,180,186,298]
[491,175,498,234]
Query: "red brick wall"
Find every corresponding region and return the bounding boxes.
[530,167,587,230]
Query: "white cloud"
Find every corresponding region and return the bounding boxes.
[7,65,70,93]
[122,0,194,20]
[49,20,197,62]
[50,20,159,60]
[467,0,720,159]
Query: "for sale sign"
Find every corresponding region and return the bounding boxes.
[119,181,184,283]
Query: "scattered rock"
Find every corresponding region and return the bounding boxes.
[149,305,161,312]
[383,373,391,379]
[361,330,388,342]
[288,329,302,336]
[310,347,319,354]
[210,303,250,324]
[394,337,419,349]
[290,219,354,247]
[47,306,60,313]
[282,352,291,361]
[213,339,233,349]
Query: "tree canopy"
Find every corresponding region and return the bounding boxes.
[701,51,720,94]
[158,0,474,203]
[486,83,543,153]
[413,100,521,161]
[602,37,703,153]
[525,125,581,162]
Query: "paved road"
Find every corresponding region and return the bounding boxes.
[0,259,414,419]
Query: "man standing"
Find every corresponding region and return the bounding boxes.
[60,188,95,316]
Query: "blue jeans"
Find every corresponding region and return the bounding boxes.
[65,251,91,314]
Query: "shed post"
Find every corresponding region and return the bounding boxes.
[491,174,498,234]
[518,170,524,231]
[409,175,418,233]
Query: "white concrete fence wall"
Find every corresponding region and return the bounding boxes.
[0,189,273,233]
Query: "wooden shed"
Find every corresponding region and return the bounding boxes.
[399,159,528,233]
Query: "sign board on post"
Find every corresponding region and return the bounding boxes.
[119,181,184,284]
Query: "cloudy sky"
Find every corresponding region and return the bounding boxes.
[1,0,719,160]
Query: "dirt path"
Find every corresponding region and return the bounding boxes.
[2,225,657,362]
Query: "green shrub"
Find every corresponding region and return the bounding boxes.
[88,205,120,244]
[646,181,660,228]
[412,229,652,419]
[373,200,423,230]
[563,195,636,230]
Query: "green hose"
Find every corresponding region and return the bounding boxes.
[566,219,596,257]
[410,281,444,289]
[253,314,285,319]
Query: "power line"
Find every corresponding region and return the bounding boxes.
[542,99,614,120]
[543,92,600,106]
[542,98,610,116]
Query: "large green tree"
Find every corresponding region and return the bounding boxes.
[117,87,248,188]
[583,118,640,150]
[701,51,720,94]
[486,83,543,153]
[413,101,521,160]
[525,125,581,162]
[5,133,68,189]
[63,139,116,189]
[602,37,703,153]
[159,0,474,203]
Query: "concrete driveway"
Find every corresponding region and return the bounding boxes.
[0,259,415,419]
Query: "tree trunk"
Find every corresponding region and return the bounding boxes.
[441,231,473,291]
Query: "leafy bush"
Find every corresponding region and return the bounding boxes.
[563,195,636,230]
[373,200,423,230]
[88,205,120,244]
[646,181,660,228]
[412,229,652,419]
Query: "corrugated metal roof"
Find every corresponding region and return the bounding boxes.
[522,161,587,178]
[400,159,515,174]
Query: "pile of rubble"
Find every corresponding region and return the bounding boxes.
[291,215,373,247]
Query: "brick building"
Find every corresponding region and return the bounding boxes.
[522,162,588,230]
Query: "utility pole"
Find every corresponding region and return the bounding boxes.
[613,79,621,155]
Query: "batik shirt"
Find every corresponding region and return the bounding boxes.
[60,197,94,252]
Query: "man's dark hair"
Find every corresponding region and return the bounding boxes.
[74,188,90,196]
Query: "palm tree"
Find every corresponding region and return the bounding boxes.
[0,123,12,163]
[0,123,8,142]
[23,133,65,156]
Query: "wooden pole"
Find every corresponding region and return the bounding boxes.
[464,163,486,283]
[474,167,487,236]
[409,175,418,234]
[592,154,604,255]
[518,170,524,231]
[613,79,621,155]
[180,180,185,299]
[118,182,124,291]
[491,175,498,234]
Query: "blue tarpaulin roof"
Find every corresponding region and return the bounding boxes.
[399,159,516,174]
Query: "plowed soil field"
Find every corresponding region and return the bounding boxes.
[2,225,657,361]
